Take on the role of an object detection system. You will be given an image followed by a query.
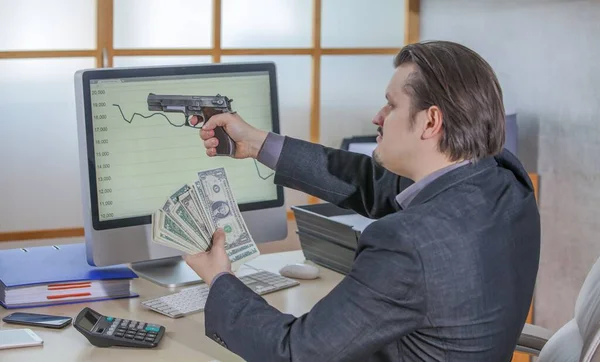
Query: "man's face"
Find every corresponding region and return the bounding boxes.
[372,63,422,177]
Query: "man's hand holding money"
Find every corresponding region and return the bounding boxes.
[183,228,232,286]
[151,112,269,282]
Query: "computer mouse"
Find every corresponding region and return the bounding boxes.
[279,263,320,280]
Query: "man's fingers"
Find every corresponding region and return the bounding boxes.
[201,129,218,157]
[200,128,214,140]
[204,138,218,149]
[212,228,226,250]
[202,113,231,131]
[189,115,200,127]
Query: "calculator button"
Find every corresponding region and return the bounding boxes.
[106,317,114,322]
[134,336,145,341]
[124,334,135,339]
[145,337,155,342]
[117,328,127,333]
[115,332,124,337]
[145,326,160,333]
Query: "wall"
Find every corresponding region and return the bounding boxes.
[420,0,600,331]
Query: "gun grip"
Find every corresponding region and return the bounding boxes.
[214,126,236,157]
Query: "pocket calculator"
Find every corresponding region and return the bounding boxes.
[74,307,165,348]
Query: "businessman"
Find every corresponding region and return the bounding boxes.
[184,40,541,361]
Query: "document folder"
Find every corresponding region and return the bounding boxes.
[0,243,138,309]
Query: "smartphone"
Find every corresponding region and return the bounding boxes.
[2,312,72,329]
[0,329,43,350]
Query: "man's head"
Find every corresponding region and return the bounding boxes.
[372,40,506,180]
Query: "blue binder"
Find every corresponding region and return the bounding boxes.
[0,243,138,309]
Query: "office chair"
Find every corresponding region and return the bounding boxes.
[516,254,600,361]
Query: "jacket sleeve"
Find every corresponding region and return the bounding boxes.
[203,221,428,362]
[272,136,412,219]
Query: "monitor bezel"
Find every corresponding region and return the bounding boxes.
[81,62,284,231]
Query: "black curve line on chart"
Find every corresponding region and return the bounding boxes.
[112,104,185,128]
[112,104,274,181]
[254,159,274,180]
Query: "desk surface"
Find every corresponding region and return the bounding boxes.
[0,250,344,362]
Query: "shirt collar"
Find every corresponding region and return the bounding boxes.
[395,160,471,209]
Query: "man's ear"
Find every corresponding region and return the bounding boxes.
[421,105,443,140]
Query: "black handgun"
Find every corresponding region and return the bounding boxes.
[147,93,236,156]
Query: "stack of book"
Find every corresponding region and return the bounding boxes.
[0,243,138,309]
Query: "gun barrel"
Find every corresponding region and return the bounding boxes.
[146,93,233,111]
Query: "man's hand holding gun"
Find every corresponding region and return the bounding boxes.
[147,93,254,157]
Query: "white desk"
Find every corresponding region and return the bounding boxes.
[0,250,344,362]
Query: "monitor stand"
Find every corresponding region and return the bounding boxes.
[130,257,204,288]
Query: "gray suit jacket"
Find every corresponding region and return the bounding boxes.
[205,136,541,361]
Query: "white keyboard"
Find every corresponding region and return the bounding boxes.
[142,270,300,318]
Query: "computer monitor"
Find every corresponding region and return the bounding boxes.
[340,135,377,156]
[74,62,287,287]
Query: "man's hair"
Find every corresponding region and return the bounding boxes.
[393,40,505,161]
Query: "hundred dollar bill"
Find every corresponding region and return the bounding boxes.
[179,185,213,241]
[196,167,259,267]
[152,210,199,254]
[170,184,211,250]
[162,198,205,251]
[193,180,216,235]
[159,204,202,251]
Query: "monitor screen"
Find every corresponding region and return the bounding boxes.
[82,64,282,230]
[340,135,377,157]
[348,142,376,156]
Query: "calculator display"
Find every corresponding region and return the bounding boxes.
[79,311,99,331]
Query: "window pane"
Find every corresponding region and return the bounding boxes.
[222,55,312,208]
[0,0,95,51]
[320,55,394,149]
[0,58,96,232]
[114,0,213,49]
[113,56,213,67]
[222,0,312,48]
[321,0,405,48]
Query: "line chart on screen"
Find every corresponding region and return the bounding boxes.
[88,76,277,222]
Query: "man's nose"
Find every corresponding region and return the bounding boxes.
[372,109,385,125]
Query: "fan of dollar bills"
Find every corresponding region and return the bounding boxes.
[151,167,260,270]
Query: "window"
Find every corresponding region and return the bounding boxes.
[0,0,419,235]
